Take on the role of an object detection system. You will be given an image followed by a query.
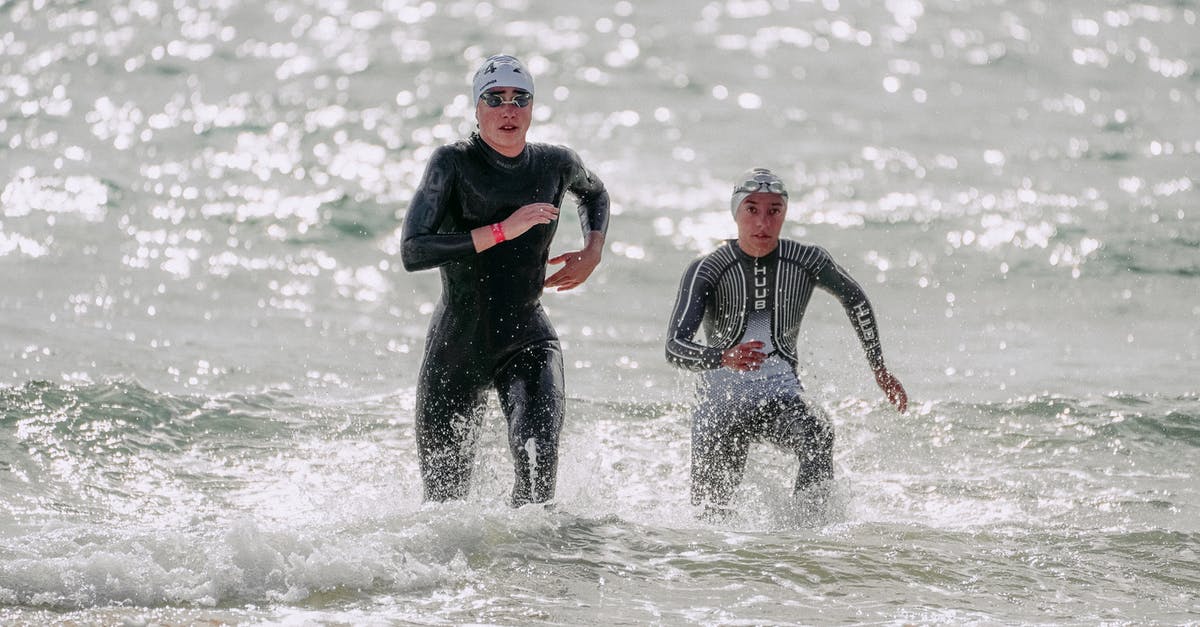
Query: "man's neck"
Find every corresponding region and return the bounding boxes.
[736,238,779,258]
[480,135,526,158]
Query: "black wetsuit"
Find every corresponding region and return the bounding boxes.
[401,133,609,505]
[665,239,886,508]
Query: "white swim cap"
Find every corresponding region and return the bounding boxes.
[472,54,535,102]
[730,167,788,216]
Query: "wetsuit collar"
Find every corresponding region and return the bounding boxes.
[730,238,780,261]
[471,132,529,171]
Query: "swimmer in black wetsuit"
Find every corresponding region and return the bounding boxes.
[665,168,907,515]
[401,54,609,506]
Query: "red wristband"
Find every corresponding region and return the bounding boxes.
[491,222,506,244]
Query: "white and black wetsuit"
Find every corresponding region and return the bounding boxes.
[402,133,609,505]
[665,239,886,507]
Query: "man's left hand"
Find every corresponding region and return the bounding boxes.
[875,368,908,413]
[545,233,604,291]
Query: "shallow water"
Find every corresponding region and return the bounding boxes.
[2,0,1199,624]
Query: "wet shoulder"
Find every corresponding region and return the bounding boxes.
[436,138,475,160]
[694,241,740,283]
[778,239,832,273]
[527,142,582,169]
[428,139,474,171]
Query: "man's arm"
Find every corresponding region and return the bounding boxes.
[564,147,609,237]
[813,250,908,412]
[546,149,610,291]
[665,259,725,370]
[401,147,474,272]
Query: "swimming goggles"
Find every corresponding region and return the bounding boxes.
[479,91,533,108]
[734,178,788,197]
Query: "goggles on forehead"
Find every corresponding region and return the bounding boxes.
[734,178,787,197]
[479,91,532,108]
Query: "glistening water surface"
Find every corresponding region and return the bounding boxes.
[2,0,1198,624]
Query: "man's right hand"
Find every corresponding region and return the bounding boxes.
[721,341,767,371]
[473,202,559,252]
[502,202,559,240]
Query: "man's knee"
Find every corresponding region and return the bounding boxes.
[806,415,833,449]
[499,347,565,432]
[777,400,832,450]
[690,435,746,506]
[419,445,473,501]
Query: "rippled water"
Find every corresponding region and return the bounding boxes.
[2,0,1199,624]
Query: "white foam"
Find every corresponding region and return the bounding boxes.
[0,516,473,608]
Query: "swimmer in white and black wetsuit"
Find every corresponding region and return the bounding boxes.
[402,54,609,506]
[665,168,907,515]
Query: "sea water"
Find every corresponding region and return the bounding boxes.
[2,0,1198,624]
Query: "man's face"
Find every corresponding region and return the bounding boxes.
[734,192,787,256]
[475,87,532,156]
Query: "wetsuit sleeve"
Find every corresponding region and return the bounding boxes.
[811,248,887,372]
[564,148,610,237]
[401,146,474,272]
[665,259,724,370]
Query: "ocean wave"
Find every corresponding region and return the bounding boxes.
[1,506,1197,619]
[0,379,390,527]
[0,516,468,609]
[0,381,1197,621]
[0,379,302,452]
[4,382,1196,530]
[918,392,1200,450]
